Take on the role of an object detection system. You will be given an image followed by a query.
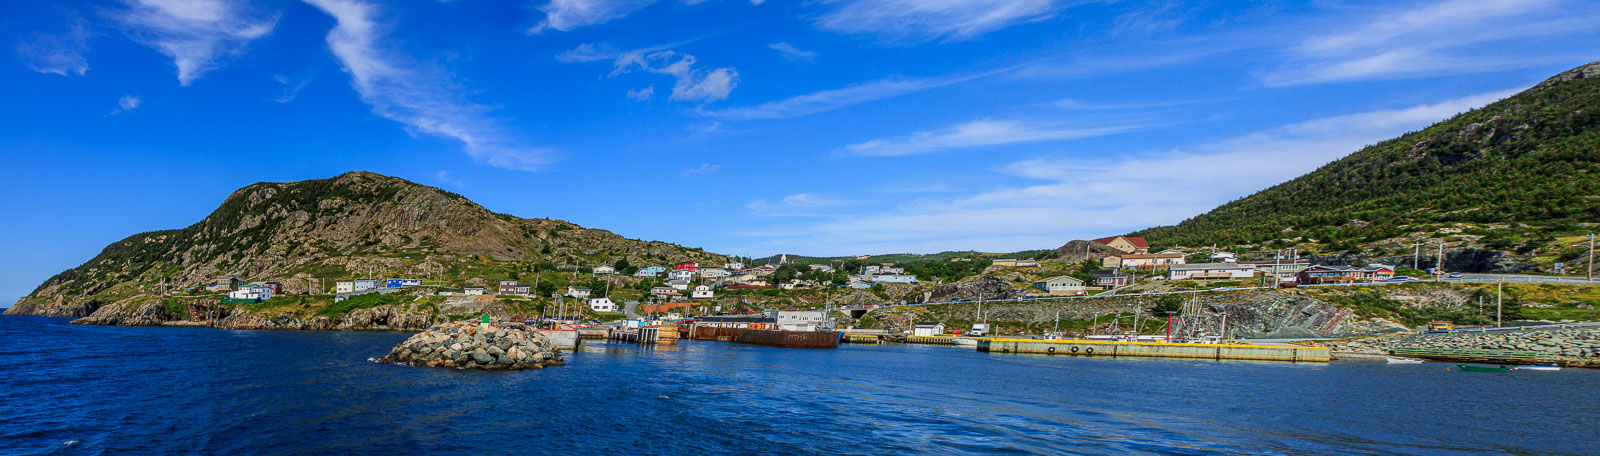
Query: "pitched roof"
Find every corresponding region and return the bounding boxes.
[1034,275,1084,284]
[1091,235,1149,248]
[1118,252,1183,259]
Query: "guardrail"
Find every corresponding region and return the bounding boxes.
[1451,321,1600,333]
[839,274,1598,311]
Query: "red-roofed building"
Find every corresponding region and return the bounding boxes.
[673,262,698,272]
[1091,235,1150,254]
[640,302,695,315]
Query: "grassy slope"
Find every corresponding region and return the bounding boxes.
[1131,66,1600,251]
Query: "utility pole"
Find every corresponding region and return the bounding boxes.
[1496,280,1504,328]
[1437,241,1445,276]
[1588,233,1595,282]
[1220,309,1229,343]
[1412,242,1422,270]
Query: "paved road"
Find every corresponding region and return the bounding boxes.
[1448,273,1597,284]
[621,300,642,319]
[839,274,1599,312]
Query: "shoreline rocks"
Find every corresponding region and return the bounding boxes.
[376,323,563,370]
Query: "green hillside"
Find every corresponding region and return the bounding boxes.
[1133,62,1600,253]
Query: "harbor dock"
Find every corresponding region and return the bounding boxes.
[979,338,1330,362]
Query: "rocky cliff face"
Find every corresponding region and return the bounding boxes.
[7,171,726,317]
[864,290,1406,338]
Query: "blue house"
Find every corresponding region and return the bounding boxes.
[387,278,423,288]
[634,265,667,278]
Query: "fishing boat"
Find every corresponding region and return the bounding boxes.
[952,338,978,347]
[1385,357,1424,364]
[1514,364,1562,371]
[1456,364,1510,372]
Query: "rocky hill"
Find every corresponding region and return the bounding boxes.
[1130,61,1600,272]
[6,171,726,317]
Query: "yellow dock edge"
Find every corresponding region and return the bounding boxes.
[983,337,1330,351]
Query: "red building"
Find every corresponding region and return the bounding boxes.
[674,262,699,272]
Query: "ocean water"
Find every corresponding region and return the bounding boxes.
[1,316,1595,455]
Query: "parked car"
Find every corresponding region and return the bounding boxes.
[1447,272,1463,278]
[1385,277,1422,283]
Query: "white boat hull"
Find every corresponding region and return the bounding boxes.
[1386,357,1424,364]
[1515,365,1561,371]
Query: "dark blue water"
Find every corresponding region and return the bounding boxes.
[1,316,1594,455]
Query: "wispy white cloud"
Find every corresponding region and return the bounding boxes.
[304,0,553,171]
[555,43,621,63]
[844,119,1145,156]
[434,170,466,188]
[626,85,655,101]
[698,75,973,120]
[746,193,850,217]
[110,95,142,115]
[114,0,277,85]
[768,42,817,60]
[612,50,737,103]
[1262,0,1600,86]
[736,89,1519,254]
[17,24,92,76]
[811,0,1073,43]
[271,74,312,103]
[682,162,720,176]
[529,0,655,33]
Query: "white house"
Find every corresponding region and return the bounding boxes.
[1210,252,1237,262]
[1032,276,1086,295]
[768,310,825,331]
[668,269,695,281]
[228,286,272,301]
[353,279,382,292]
[724,261,744,270]
[588,297,617,312]
[699,267,730,278]
[871,274,917,284]
[912,322,946,337]
[566,286,592,299]
[463,286,485,296]
[1169,263,1258,280]
[334,281,355,293]
[593,265,616,275]
[650,286,680,297]
[807,264,835,273]
[668,279,691,290]
[691,285,714,299]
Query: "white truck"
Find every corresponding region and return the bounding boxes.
[969,323,991,337]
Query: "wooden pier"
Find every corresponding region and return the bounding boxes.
[609,326,680,345]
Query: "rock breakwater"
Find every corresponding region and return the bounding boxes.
[1326,326,1600,359]
[377,323,563,370]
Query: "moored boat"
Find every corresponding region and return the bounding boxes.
[1456,364,1510,372]
[952,338,978,347]
[1514,364,1562,371]
[1386,357,1424,364]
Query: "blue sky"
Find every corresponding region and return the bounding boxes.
[3,0,1599,303]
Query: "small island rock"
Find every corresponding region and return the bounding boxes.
[377,323,564,370]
